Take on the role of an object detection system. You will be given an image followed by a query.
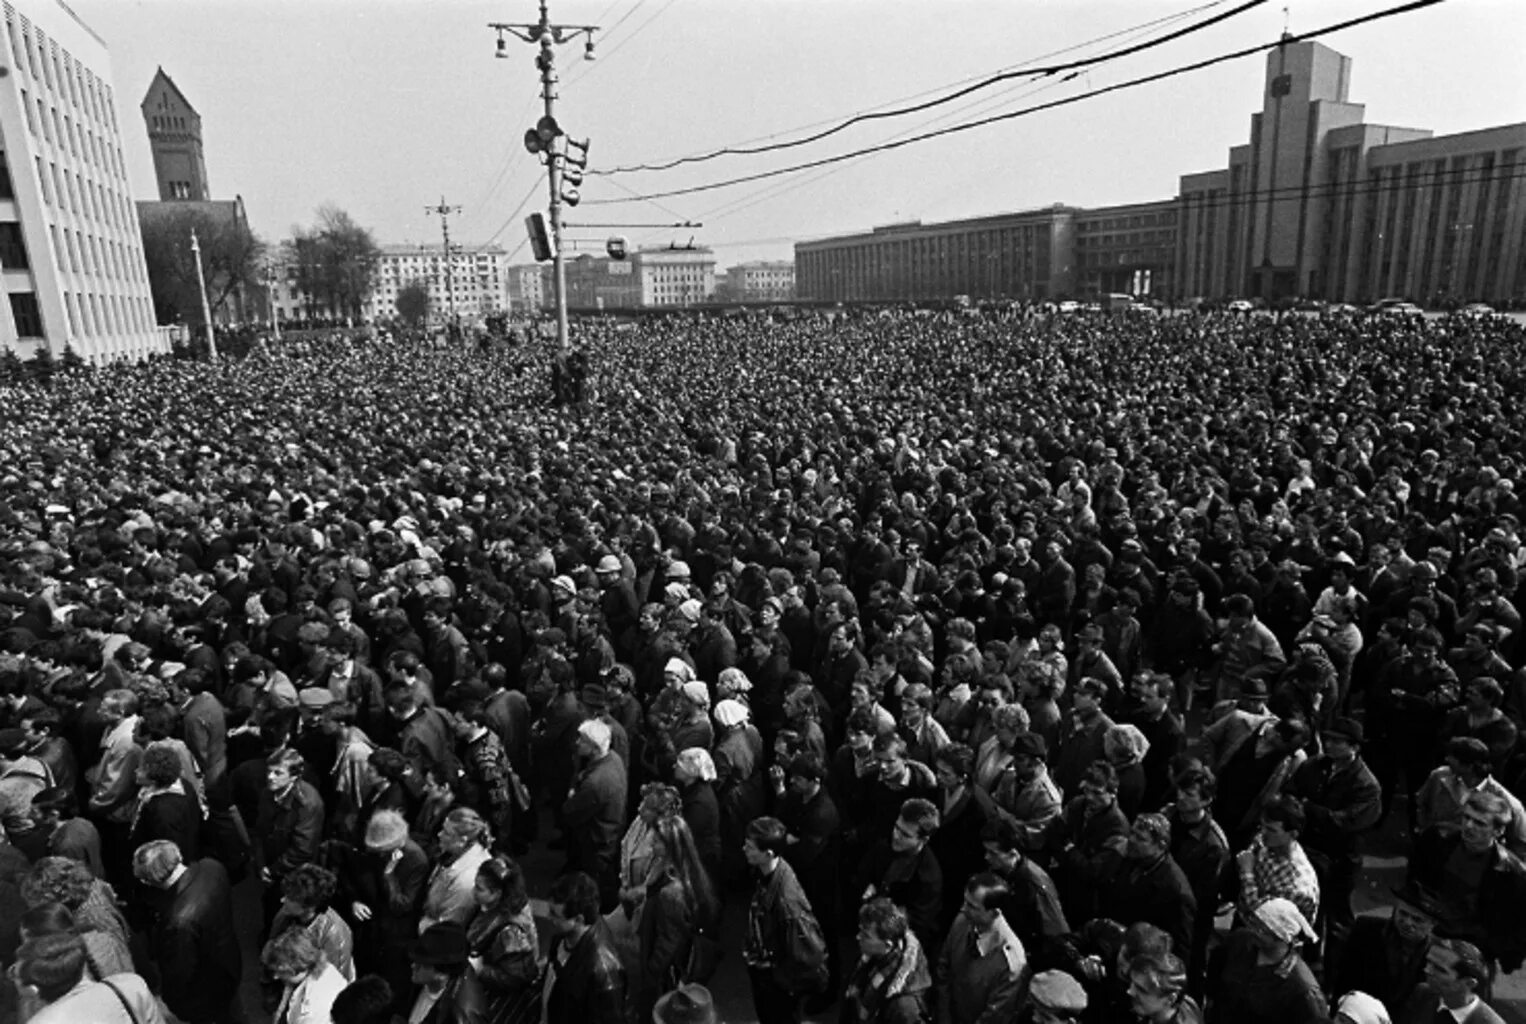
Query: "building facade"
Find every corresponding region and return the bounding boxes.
[364,243,511,324]
[507,263,547,312]
[0,0,163,360]
[1073,200,1178,299]
[636,247,716,307]
[140,67,207,201]
[564,252,640,310]
[796,207,1076,303]
[1178,40,1526,304]
[726,260,795,302]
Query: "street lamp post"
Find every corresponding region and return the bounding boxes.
[493,3,597,357]
[189,228,217,360]
[264,260,282,341]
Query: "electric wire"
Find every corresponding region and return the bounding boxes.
[596,0,1268,175]
[583,0,1447,206]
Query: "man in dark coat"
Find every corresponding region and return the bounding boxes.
[1327,882,1439,1015]
[1101,812,1197,958]
[1287,716,1382,928]
[544,871,627,1024]
[132,840,242,1024]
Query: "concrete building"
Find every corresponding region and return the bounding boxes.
[141,67,206,201]
[0,0,163,360]
[366,243,511,325]
[636,246,716,307]
[565,252,640,310]
[796,207,1076,302]
[1178,40,1526,304]
[726,260,795,302]
[507,262,548,312]
[1074,200,1178,299]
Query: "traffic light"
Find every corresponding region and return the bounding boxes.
[525,213,552,262]
[607,236,628,260]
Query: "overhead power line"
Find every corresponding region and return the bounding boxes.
[585,0,1447,206]
[602,0,1234,173]
[596,0,1267,175]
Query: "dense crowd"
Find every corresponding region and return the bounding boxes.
[1,305,1526,1024]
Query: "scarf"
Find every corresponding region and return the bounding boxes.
[842,932,926,1024]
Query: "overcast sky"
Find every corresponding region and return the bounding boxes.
[68,0,1526,268]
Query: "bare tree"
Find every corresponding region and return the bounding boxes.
[140,208,266,327]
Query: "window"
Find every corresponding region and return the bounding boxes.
[20,88,35,134]
[34,157,50,204]
[9,292,43,337]
[0,152,12,200]
[0,221,28,269]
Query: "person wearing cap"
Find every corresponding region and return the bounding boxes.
[690,601,739,687]
[649,981,720,1024]
[1024,969,1087,1024]
[593,553,640,661]
[1327,881,1441,1015]
[1286,714,1382,927]
[742,817,829,1023]
[981,729,1061,854]
[1205,896,1326,1024]
[404,921,488,1024]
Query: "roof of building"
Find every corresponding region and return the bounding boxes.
[141,66,198,118]
[136,197,246,231]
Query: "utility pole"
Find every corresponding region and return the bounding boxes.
[426,197,463,336]
[492,3,597,356]
[189,228,217,360]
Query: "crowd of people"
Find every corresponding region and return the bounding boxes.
[0,304,1525,1024]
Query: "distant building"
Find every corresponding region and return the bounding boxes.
[135,195,252,324]
[1177,40,1526,304]
[636,247,716,307]
[796,208,1075,302]
[796,40,1526,308]
[140,67,207,201]
[367,243,511,324]
[726,260,794,302]
[0,0,163,359]
[1074,200,1178,299]
[565,252,640,310]
[507,262,548,312]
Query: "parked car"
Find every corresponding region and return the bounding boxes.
[1226,299,1254,313]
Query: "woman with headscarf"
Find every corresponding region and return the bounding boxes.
[674,748,723,886]
[1105,723,1153,819]
[713,698,766,888]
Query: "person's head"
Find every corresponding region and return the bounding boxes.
[438,807,490,860]
[1173,765,1216,821]
[1389,884,1441,944]
[856,897,910,962]
[99,687,138,724]
[1077,760,1118,811]
[1320,717,1364,762]
[262,927,324,985]
[1260,794,1306,852]
[1028,969,1089,1024]
[1103,723,1149,768]
[1072,677,1107,715]
[266,748,305,794]
[674,747,717,786]
[932,743,975,794]
[15,932,88,1004]
[1125,952,1189,1022]
[1424,938,1490,1005]
[364,808,410,855]
[891,797,939,853]
[1225,593,1255,624]
[961,872,1010,933]
[132,839,184,889]
[546,871,601,938]
[28,785,76,828]
[139,744,183,789]
[473,856,529,914]
[743,816,788,869]
[1126,812,1172,862]
[786,751,828,798]
[1131,673,1173,716]
[330,975,395,1024]
[1246,897,1315,959]
[281,863,338,923]
[20,857,93,911]
[872,731,909,779]
[1460,791,1509,852]
[576,717,612,760]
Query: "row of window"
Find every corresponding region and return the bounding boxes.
[19,84,129,186]
[5,8,120,135]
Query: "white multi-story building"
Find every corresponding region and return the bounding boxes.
[637,247,716,307]
[368,243,511,324]
[727,260,794,302]
[0,0,163,360]
[507,262,547,312]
